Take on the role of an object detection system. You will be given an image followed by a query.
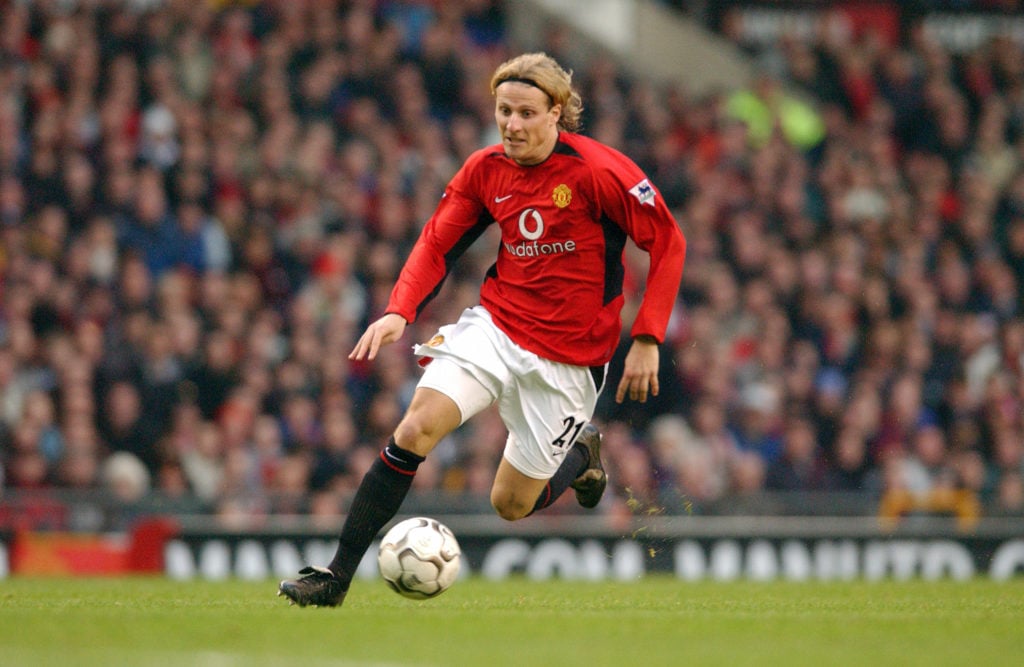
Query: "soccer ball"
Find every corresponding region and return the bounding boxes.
[377,517,461,599]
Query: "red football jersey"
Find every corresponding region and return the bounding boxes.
[386,132,686,367]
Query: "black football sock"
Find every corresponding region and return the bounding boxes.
[328,438,424,587]
[530,440,589,514]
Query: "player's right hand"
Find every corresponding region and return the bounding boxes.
[349,312,408,361]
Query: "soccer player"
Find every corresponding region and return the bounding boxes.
[278,52,686,607]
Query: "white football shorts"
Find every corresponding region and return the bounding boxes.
[414,306,606,480]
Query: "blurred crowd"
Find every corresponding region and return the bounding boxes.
[0,1,1022,526]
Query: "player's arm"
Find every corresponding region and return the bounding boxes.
[596,158,686,403]
[351,156,493,360]
[616,204,683,403]
[350,197,487,361]
[621,196,685,342]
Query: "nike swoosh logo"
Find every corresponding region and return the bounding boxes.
[494,194,513,203]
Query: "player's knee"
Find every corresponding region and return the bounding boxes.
[491,493,531,522]
[393,415,443,456]
[493,502,530,522]
[393,394,461,455]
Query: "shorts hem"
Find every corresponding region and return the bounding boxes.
[502,448,559,481]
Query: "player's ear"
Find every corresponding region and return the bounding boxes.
[549,103,562,126]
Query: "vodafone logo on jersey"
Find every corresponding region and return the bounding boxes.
[518,209,544,240]
[503,208,578,258]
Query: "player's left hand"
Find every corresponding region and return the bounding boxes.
[616,336,659,403]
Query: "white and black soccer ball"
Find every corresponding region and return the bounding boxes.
[377,517,461,599]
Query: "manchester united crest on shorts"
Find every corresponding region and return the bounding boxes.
[425,334,445,347]
[552,184,572,208]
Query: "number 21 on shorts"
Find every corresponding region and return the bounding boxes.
[552,416,585,450]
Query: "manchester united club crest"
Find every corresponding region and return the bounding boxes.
[552,184,572,208]
[424,334,445,347]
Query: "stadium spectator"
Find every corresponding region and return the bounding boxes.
[725,68,826,150]
[102,451,151,504]
[993,471,1024,515]
[98,381,162,476]
[765,413,827,491]
[180,420,225,502]
[823,426,871,492]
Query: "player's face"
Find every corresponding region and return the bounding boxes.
[494,82,561,166]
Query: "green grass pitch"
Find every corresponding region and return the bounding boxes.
[2,576,1023,666]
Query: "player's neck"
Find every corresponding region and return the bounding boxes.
[512,132,559,167]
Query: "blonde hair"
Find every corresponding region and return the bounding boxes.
[490,52,583,132]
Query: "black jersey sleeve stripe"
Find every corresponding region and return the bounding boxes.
[415,211,495,319]
[600,213,627,306]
